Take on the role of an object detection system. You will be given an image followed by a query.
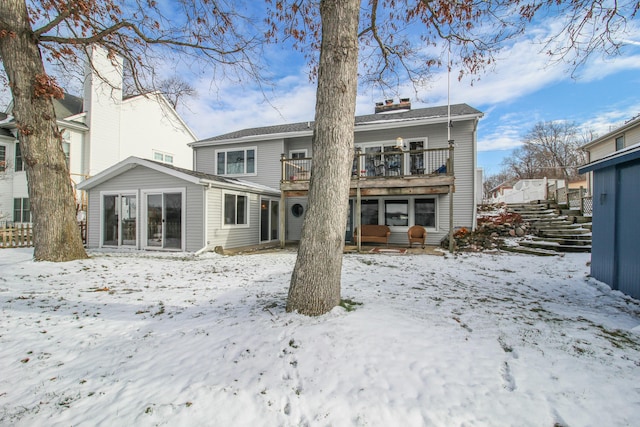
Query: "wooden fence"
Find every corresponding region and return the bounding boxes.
[0,221,87,249]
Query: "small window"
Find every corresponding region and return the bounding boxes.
[291,203,304,217]
[153,150,174,164]
[15,142,23,171]
[361,199,379,225]
[62,141,70,169]
[224,193,248,225]
[13,198,31,223]
[216,148,256,175]
[415,198,436,228]
[385,200,408,226]
[290,150,307,159]
[0,145,5,171]
[615,135,624,151]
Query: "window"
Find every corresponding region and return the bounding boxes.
[361,199,379,225]
[15,142,23,171]
[290,150,308,159]
[291,203,304,217]
[415,198,436,228]
[153,150,174,164]
[62,141,70,169]
[0,145,5,171]
[409,140,426,174]
[385,200,408,226]
[224,193,248,225]
[217,148,256,175]
[615,135,624,151]
[13,198,31,223]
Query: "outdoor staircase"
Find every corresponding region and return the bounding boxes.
[503,202,592,256]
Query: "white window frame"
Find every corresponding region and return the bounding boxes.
[0,144,6,172]
[216,146,257,176]
[358,196,438,231]
[99,191,139,248]
[289,149,308,159]
[152,150,174,164]
[140,188,186,251]
[222,190,250,228]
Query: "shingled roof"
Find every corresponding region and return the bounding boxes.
[195,103,482,144]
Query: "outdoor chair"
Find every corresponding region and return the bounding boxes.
[407,225,427,248]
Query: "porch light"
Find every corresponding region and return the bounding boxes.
[395,137,404,150]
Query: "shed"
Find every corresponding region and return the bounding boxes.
[578,144,640,299]
[77,156,281,252]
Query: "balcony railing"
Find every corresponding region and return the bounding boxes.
[281,147,452,183]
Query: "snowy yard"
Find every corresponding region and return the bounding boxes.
[1,248,639,426]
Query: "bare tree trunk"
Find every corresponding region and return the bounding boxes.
[286,0,361,316]
[0,0,87,261]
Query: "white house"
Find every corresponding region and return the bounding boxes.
[0,45,196,223]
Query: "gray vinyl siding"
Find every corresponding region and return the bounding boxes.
[84,167,205,251]
[204,187,262,249]
[194,139,284,189]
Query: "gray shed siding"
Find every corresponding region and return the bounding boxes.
[85,166,205,252]
[590,167,616,286]
[615,160,640,299]
[587,155,640,300]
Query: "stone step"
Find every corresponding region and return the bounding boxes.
[501,245,561,256]
[514,210,557,217]
[533,222,583,230]
[530,236,592,245]
[561,209,582,216]
[518,240,592,253]
[538,229,592,237]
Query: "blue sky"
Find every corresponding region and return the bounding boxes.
[173,15,640,179]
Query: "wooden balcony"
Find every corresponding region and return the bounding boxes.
[280,147,454,197]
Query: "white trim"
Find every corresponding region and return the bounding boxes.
[215,146,258,177]
[221,190,251,229]
[259,196,280,242]
[289,149,308,159]
[140,187,186,251]
[99,190,139,249]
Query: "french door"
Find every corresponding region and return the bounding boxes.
[144,191,184,250]
[102,193,137,247]
[260,198,279,242]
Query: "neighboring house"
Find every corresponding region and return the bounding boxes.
[190,102,484,247]
[578,143,640,300]
[77,156,280,252]
[581,114,640,196]
[488,178,565,204]
[0,45,196,223]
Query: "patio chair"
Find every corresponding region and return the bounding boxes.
[407,225,427,248]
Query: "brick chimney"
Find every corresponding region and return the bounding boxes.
[375,98,411,114]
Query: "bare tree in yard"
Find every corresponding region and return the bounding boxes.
[499,121,589,181]
[0,0,261,261]
[271,0,638,316]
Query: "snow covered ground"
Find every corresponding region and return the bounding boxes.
[1,247,639,426]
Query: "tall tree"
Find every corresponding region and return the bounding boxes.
[0,0,262,261]
[272,0,638,315]
[286,0,361,315]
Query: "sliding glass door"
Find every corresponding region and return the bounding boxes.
[144,191,183,250]
[102,193,137,247]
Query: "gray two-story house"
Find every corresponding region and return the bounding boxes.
[190,102,483,248]
[78,101,483,252]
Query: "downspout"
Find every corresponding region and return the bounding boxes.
[279,154,286,249]
[195,182,215,255]
[356,148,362,252]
